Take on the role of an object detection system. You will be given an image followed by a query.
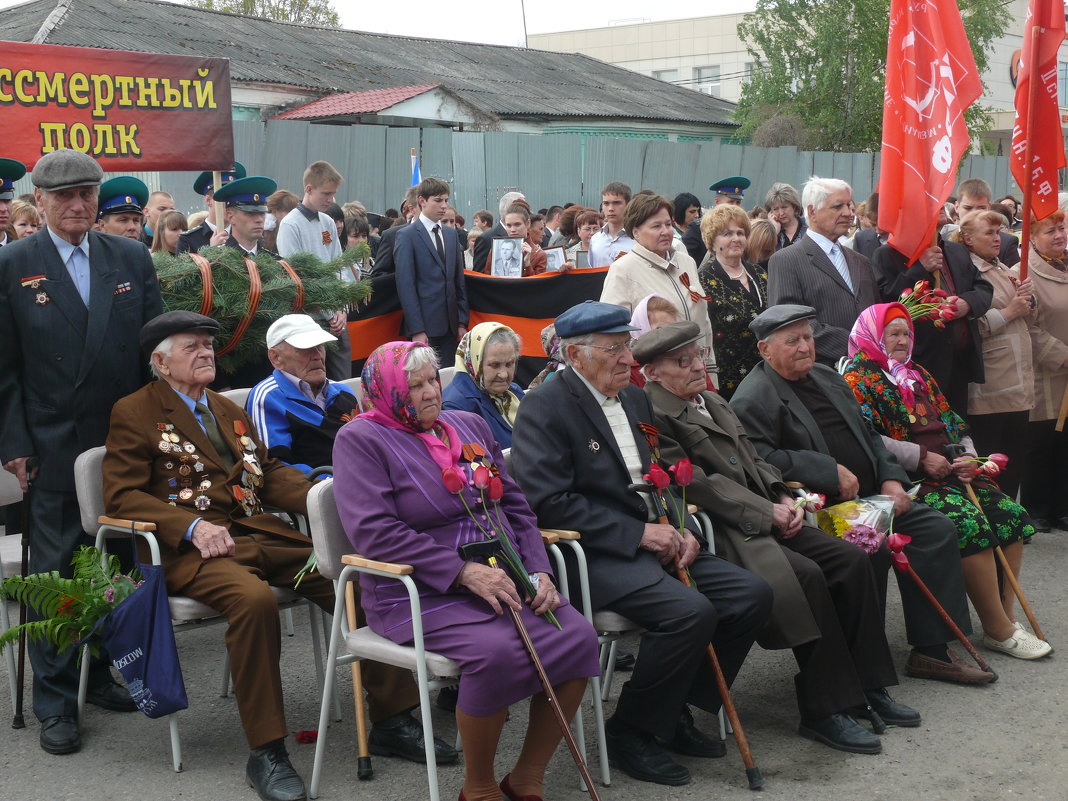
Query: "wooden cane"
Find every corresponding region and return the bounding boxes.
[962,484,1046,642]
[344,581,373,779]
[488,557,604,801]
[1054,383,1068,432]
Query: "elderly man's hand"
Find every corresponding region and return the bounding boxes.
[881,481,912,517]
[771,502,803,539]
[641,523,682,565]
[836,464,860,501]
[328,310,347,336]
[676,531,701,570]
[3,456,38,493]
[918,246,944,274]
[191,520,235,559]
[529,572,562,616]
[459,562,522,616]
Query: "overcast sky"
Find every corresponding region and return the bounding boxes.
[0,0,757,46]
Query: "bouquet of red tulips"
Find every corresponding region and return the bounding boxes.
[898,280,958,329]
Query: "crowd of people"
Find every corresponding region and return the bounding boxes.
[0,148,1063,801]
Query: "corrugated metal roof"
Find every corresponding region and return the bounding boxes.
[270,85,438,120]
[0,0,739,127]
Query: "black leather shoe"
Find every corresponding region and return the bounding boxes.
[1031,517,1052,533]
[369,713,459,765]
[436,685,458,712]
[614,650,636,671]
[247,740,306,801]
[606,717,691,786]
[851,689,921,728]
[39,715,81,755]
[799,713,882,754]
[662,706,725,758]
[86,680,137,712]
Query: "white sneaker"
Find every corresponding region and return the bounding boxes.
[983,628,1052,660]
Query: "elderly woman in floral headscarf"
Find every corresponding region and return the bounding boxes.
[333,341,599,801]
[842,303,1049,661]
[442,322,525,448]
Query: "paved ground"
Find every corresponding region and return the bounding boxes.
[1,530,1066,801]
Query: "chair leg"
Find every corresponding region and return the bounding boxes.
[600,640,618,702]
[169,714,184,772]
[76,643,90,727]
[283,607,295,637]
[586,672,611,786]
[415,674,441,801]
[319,610,342,721]
[219,650,231,698]
[310,597,347,799]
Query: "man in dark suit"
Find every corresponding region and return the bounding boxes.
[767,177,880,366]
[473,190,524,273]
[851,192,886,261]
[512,300,772,787]
[637,321,918,755]
[731,305,994,687]
[394,177,469,365]
[177,162,246,254]
[368,187,418,275]
[954,178,1020,267]
[0,149,163,755]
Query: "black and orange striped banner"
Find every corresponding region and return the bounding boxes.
[347,268,609,383]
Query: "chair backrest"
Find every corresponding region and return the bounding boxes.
[438,366,456,390]
[73,446,107,535]
[307,478,349,582]
[220,387,252,409]
[501,448,512,475]
[341,377,363,404]
[0,468,23,507]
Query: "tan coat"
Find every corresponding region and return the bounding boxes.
[967,253,1037,416]
[1028,247,1068,421]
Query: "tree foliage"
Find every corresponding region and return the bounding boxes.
[185,0,341,27]
[735,0,1011,152]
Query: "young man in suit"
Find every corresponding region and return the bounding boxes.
[0,149,163,755]
[512,300,772,787]
[767,176,881,366]
[394,177,469,365]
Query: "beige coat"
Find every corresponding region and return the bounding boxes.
[967,253,1037,415]
[1028,247,1068,420]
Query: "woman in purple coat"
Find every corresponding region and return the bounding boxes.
[333,341,600,801]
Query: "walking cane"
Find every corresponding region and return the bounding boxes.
[12,461,35,730]
[630,484,764,791]
[343,580,374,780]
[458,539,604,801]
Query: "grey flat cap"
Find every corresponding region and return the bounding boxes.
[632,321,702,365]
[140,311,220,355]
[748,304,817,340]
[31,149,104,191]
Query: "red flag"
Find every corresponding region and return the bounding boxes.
[1010,0,1066,221]
[878,0,982,265]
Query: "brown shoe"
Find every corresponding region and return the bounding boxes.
[905,649,997,685]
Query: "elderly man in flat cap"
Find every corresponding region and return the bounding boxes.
[636,320,919,755]
[511,300,772,788]
[0,149,162,755]
[102,311,451,801]
[731,305,994,686]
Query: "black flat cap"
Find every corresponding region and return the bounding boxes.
[748,304,817,340]
[140,311,220,354]
[632,321,703,365]
[31,149,104,191]
[555,300,637,339]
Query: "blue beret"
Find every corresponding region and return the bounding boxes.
[555,300,638,339]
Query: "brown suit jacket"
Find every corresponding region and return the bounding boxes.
[644,380,820,649]
[103,380,312,592]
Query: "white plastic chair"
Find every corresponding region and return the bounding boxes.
[0,469,24,706]
[72,446,326,772]
[437,366,456,390]
[219,386,252,409]
[340,377,363,405]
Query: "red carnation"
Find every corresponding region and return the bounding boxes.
[644,464,671,490]
[487,476,504,502]
[442,467,465,494]
[670,458,694,487]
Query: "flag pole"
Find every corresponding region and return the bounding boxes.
[1019,25,1042,282]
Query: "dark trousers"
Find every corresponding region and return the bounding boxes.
[605,552,772,740]
[967,410,1030,500]
[28,489,113,720]
[1021,419,1068,520]
[325,326,352,381]
[779,526,898,718]
[427,332,459,369]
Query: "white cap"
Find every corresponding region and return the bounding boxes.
[266,314,337,349]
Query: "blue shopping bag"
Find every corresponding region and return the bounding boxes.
[100,560,188,718]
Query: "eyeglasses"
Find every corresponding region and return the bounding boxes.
[580,340,637,356]
[663,347,710,369]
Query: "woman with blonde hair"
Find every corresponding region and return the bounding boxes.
[151,209,188,255]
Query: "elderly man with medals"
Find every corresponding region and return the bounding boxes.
[102,311,445,801]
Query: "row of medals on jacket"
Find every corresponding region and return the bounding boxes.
[157,421,264,515]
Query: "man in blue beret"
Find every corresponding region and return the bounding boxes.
[512,300,772,787]
[0,157,27,248]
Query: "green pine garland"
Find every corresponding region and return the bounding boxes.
[153,244,372,372]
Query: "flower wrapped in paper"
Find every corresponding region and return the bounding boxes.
[815,495,896,555]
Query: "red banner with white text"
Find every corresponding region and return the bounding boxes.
[0,41,233,170]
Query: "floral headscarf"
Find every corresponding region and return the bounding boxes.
[359,341,461,470]
[847,302,926,411]
[629,293,670,338]
[454,322,521,426]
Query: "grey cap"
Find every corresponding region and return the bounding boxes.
[632,321,702,366]
[748,304,817,340]
[140,311,220,355]
[31,149,104,191]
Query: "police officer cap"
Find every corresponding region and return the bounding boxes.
[554,300,638,339]
[214,176,276,213]
[31,149,104,191]
[632,321,702,366]
[193,161,247,196]
[748,304,817,340]
[709,176,750,198]
[97,176,149,218]
[140,311,220,355]
[0,158,27,200]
